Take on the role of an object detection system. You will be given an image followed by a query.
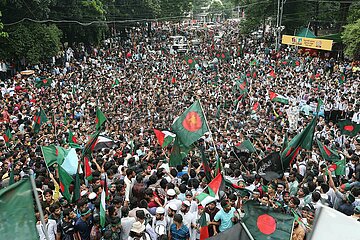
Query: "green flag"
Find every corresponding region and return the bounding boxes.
[329,159,346,176]
[237,139,257,153]
[112,78,120,88]
[41,145,66,167]
[199,146,212,182]
[243,200,294,240]
[338,73,346,85]
[337,120,360,137]
[95,108,107,130]
[0,179,38,240]
[215,156,222,175]
[68,130,81,148]
[281,118,317,169]
[316,139,340,162]
[58,165,73,201]
[72,169,81,203]
[3,128,12,146]
[35,77,52,88]
[169,137,190,167]
[316,98,324,115]
[171,100,209,147]
[33,107,48,133]
[184,56,197,69]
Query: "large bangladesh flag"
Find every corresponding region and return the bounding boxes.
[0,179,38,240]
[172,100,209,147]
[316,139,340,162]
[242,200,294,240]
[35,77,52,88]
[281,117,316,169]
[337,120,360,137]
[33,107,48,133]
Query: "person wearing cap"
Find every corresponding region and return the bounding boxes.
[129,221,148,240]
[152,207,167,238]
[185,190,198,214]
[164,188,182,215]
[74,207,93,240]
[135,210,157,240]
[339,193,355,216]
[179,200,196,240]
[166,203,178,233]
[169,214,190,240]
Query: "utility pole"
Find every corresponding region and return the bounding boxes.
[275,0,280,50]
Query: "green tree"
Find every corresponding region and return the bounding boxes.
[0,11,8,38]
[342,19,360,59]
[0,23,62,64]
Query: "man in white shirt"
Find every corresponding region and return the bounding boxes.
[36,212,57,240]
[120,206,136,240]
[124,169,136,207]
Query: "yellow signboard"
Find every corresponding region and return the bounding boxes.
[282,35,333,51]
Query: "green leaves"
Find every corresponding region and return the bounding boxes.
[342,19,360,59]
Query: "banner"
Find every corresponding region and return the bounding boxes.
[282,35,333,51]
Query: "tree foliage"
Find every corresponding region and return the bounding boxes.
[342,19,360,59]
[0,11,8,38]
[0,23,62,64]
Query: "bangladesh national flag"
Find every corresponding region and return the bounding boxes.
[153,129,176,148]
[215,156,222,175]
[199,212,209,240]
[316,139,340,162]
[328,158,346,176]
[250,59,257,66]
[112,78,120,88]
[184,56,196,69]
[268,70,276,79]
[83,155,93,181]
[252,102,259,114]
[338,73,346,85]
[337,120,360,137]
[3,128,12,146]
[68,130,81,148]
[269,91,289,104]
[236,139,257,153]
[281,118,317,169]
[172,100,209,147]
[83,131,101,156]
[95,107,107,131]
[58,165,74,201]
[33,107,48,133]
[41,145,66,167]
[242,200,294,240]
[169,137,190,167]
[35,77,52,88]
[72,169,81,203]
[199,146,212,182]
[0,179,38,240]
[100,186,106,228]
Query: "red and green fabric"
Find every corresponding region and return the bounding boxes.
[3,128,12,146]
[169,137,190,167]
[153,129,176,148]
[41,145,66,167]
[281,118,317,169]
[199,212,209,240]
[199,146,212,182]
[225,179,253,197]
[72,169,81,203]
[236,139,257,153]
[112,78,120,88]
[35,77,52,88]
[83,131,101,155]
[95,108,107,131]
[269,91,289,104]
[100,186,106,227]
[250,59,258,66]
[171,100,209,147]
[243,200,294,240]
[338,73,346,85]
[207,173,224,198]
[316,139,340,162]
[268,70,276,79]
[184,56,196,69]
[214,156,222,175]
[171,76,176,84]
[33,107,48,133]
[68,130,81,148]
[328,159,346,176]
[58,165,73,201]
[316,98,324,115]
[83,155,93,181]
[337,120,360,137]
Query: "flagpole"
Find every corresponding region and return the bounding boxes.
[29,170,50,240]
[230,147,250,172]
[198,100,220,160]
[240,221,255,240]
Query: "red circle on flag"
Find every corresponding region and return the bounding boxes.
[221,53,225,59]
[188,59,193,64]
[43,79,48,84]
[182,112,202,132]
[257,214,276,235]
[343,125,354,131]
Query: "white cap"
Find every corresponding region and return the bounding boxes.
[80,190,88,197]
[167,189,176,196]
[182,200,191,207]
[168,203,178,211]
[88,192,97,200]
[156,207,165,214]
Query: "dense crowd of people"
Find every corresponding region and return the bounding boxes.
[0,20,360,240]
